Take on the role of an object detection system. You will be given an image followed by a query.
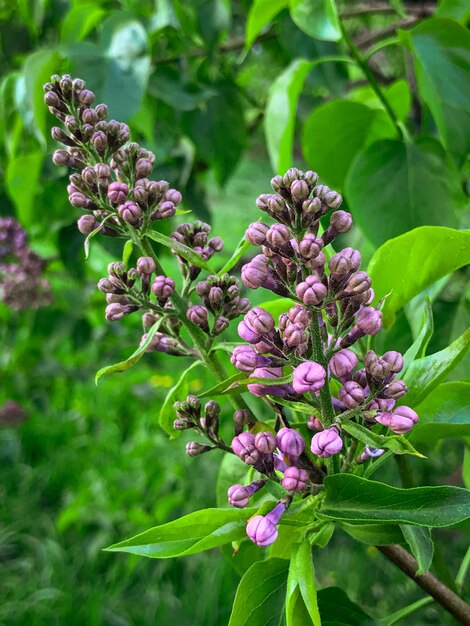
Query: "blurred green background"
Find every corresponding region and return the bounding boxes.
[1,0,469,624]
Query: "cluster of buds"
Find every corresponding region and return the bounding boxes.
[0,400,27,427]
[172,221,223,281]
[45,74,182,238]
[173,396,232,454]
[0,217,52,311]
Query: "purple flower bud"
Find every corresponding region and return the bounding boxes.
[281,466,309,492]
[296,276,327,306]
[356,307,382,335]
[227,484,251,508]
[241,255,269,289]
[369,398,396,412]
[231,432,260,465]
[292,361,326,394]
[307,416,323,431]
[343,272,372,296]
[266,224,290,248]
[357,446,385,463]
[329,247,361,276]
[231,345,262,373]
[382,351,404,373]
[69,192,89,208]
[276,427,305,457]
[254,431,276,454]
[78,89,95,104]
[329,349,358,380]
[338,381,366,408]
[368,357,392,380]
[118,201,142,225]
[105,303,126,321]
[291,179,309,201]
[330,210,352,233]
[376,406,418,434]
[238,320,261,344]
[311,426,343,458]
[187,305,209,331]
[164,189,182,205]
[186,442,212,456]
[213,316,229,335]
[208,237,224,252]
[77,214,98,235]
[302,197,322,215]
[323,190,343,209]
[282,322,306,348]
[244,307,275,335]
[247,367,289,398]
[136,158,153,177]
[385,379,408,399]
[155,200,176,219]
[137,256,156,274]
[246,222,269,246]
[246,502,286,546]
[299,234,323,259]
[152,276,175,299]
[91,130,107,153]
[108,182,129,205]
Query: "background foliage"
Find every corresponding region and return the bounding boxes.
[0,0,469,624]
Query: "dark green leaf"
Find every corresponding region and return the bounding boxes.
[320,474,470,527]
[286,540,321,626]
[341,523,404,546]
[5,152,43,225]
[302,100,396,189]
[145,230,215,272]
[228,558,289,626]
[401,19,470,163]
[290,0,341,42]
[317,587,373,625]
[96,318,169,384]
[159,360,203,435]
[402,328,470,407]
[411,382,470,443]
[106,507,255,557]
[401,525,434,575]
[341,422,425,458]
[368,226,470,326]
[346,138,466,248]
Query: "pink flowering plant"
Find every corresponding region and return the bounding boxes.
[44,74,470,625]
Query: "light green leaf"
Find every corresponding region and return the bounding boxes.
[368,227,470,326]
[341,422,425,458]
[286,540,321,626]
[400,18,470,163]
[159,360,202,435]
[320,474,470,527]
[6,153,43,226]
[228,558,289,626]
[217,237,251,276]
[201,372,293,397]
[402,298,434,373]
[216,453,251,508]
[289,0,341,42]
[347,138,466,248]
[401,525,434,575]
[146,230,214,271]
[122,239,133,267]
[60,3,106,43]
[436,0,470,22]
[256,297,295,319]
[199,372,246,398]
[95,318,168,384]
[245,0,289,50]
[348,80,411,123]
[106,507,256,557]
[302,100,396,189]
[411,382,470,443]
[265,56,352,172]
[402,328,470,407]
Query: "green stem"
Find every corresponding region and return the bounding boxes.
[310,313,335,426]
[338,17,404,138]
[396,454,415,488]
[457,546,470,592]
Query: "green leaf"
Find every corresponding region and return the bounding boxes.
[5,152,43,225]
[435,0,470,22]
[265,56,352,172]
[245,0,289,50]
[317,587,373,625]
[346,138,466,248]
[67,14,151,121]
[341,422,425,458]
[266,396,314,415]
[84,214,115,259]
[122,239,133,267]
[217,237,251,276]
[106,507,256,557]
[463,442,470,489]
[201,372,293,397]
[23,50,62,146]
[348,80,411,123]
[159,360,203,435]
[256,297,295,319]
[228,558,289,626]
[289,0,341,41]
[95,318,169,384]
[401,18,470,163]
[60,3,106,43]
[402,328,470,407]
[216,453,251,508]
[368,227,470,326]
[401,525,434,575]
[286,540,321,626]
[199,372,246,398]
[320,474,470,527]
[402,298,433,374]
[302,100,396,189]
[145,230,214,272]
[341,523,404,546]
[210,341,244,353]
[411,382,470,443]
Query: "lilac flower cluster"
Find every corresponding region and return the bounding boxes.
[0,217,51,311]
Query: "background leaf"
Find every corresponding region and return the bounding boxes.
[401,525,434,575]
[245,0,288,50]
[289,0,341,42]
[411,382,470,443]
[6,153,43,226]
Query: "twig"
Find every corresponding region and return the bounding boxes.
[378,545,470,625]
[356,17,420,49]
[342,3,435,18]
